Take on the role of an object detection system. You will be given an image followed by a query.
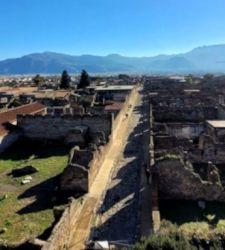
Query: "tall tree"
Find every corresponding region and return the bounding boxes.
[60,70,71,89]
[204,73,214,81]
[33,74,44,86]
[77,70,90,89]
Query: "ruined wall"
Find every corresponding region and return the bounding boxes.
[60,163,89,193]
[88,138,114,189]
[111,87,137,139]
[217,104,225,119]
[42,199,83,250]
[60,88,137,193]
[42,87,138,250]
[154,107,217,122]
[166,123,203,139]
[17,114,112,141]
[202,139,225,164]
[89,87,137,189]
[154,158,225,202]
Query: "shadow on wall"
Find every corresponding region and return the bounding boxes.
[0,139,70,161]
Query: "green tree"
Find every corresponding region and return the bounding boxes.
[60,70,71,89]
[77,70,90,89]
[33,74,44,86]
[204,73,214,81]
[185,74,193,84]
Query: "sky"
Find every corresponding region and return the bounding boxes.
[0,0,225,60]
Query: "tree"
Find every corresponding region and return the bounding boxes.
[204,73,214,81]
[33,74,44,86]
[185,74,193,84]
[77,70,90,89]
[60,70,71,89]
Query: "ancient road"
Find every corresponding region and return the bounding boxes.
[68,88,140,249]
[93,88,152,245]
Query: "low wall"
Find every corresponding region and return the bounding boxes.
[112,86,137,139]
[88,86,137,189]
[150,104,160,232]
[151,173,160,233]
[42,199,83,250]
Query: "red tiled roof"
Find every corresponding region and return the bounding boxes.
[104,102,124,111]
[0,102,46,136]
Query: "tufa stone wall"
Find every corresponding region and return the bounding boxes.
[154,158,225,202]
[41,86,138,250]
[42,199,83,250]
[59,87,138,195]
[17,114,113,142]
[154,107,217,122]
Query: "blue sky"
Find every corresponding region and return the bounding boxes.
[0,0,225,59]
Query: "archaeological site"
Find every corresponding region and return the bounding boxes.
[1,73,225,249]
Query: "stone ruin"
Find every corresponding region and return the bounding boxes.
[145,77,225,232]
[153,157,225,202]
[60,146,93,194]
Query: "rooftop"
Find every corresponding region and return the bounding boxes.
[91,85,134,91]
[207,120,225,128]
[30,90,70,99]
[104,102,124,111]
[0,102,46,136]
[184,89,200,93]
[0,87,37,95]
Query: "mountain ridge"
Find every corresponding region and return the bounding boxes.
[1,44,225,74]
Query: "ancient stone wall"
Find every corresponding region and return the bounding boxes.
[42,86,138,250]
[217,104,225,119]
[42,199,83,250]
[165,123,203,139]
[17,114,113,141]
[154,107,217,122]
[154,158,225,202]
[111,87,137,139]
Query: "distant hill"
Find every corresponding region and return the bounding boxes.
[1,44,225,74]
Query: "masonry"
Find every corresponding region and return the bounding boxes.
[41,86,138,250]
[17,114,113,142]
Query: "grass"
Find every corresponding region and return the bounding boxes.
[0,141,68,243]
[133,220,225,250]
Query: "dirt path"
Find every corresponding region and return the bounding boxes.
[68,89,139,250]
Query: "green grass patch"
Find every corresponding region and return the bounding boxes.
[0,141,68,243]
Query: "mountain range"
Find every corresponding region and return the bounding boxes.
[1,44,225,75]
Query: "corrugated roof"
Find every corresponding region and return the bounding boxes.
[0,102,46,136]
